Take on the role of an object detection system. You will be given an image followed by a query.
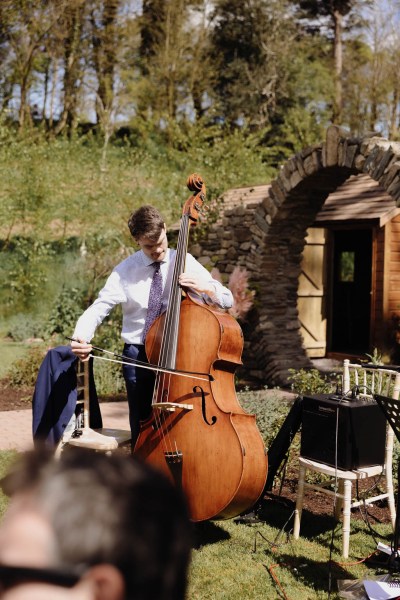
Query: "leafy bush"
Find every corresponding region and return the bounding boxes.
[44,286,86,339]
[6,344,47,387]
[6,314,45,342]
[93,360,125,396]
[238,387,292,447]
[287,367,340,396]
[91,306,123,351]
[2,239,56,312]
[83,306,125,396]
[238,388,302,489]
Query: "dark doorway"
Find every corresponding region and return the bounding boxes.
[329,229,372,354]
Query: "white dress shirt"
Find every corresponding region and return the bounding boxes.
[73,248,233,344]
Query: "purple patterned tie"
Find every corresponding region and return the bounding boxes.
[142,262,163,342]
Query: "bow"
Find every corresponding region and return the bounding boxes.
[66,337,213,382]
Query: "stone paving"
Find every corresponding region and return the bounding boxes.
[0,402,131,452]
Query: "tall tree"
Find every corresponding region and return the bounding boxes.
[139,0,166,71]
[341,0,400,137]
[0,0,63,132]
[90,0,119,124]
[137,0,207,124]
[54,0,86,135]
[181,0,216,121]
[370,0,400,139]
[291,0,369,124]
[209,0,303,129]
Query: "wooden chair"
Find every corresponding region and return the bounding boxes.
[293,360,400,557]
[56,360,131,456]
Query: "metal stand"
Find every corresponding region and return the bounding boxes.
[264,397,302,492]
[234,397,303,525]
[374,393,400,571]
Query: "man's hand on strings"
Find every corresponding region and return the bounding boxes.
[70,338,92,361]
[179,272,216,297]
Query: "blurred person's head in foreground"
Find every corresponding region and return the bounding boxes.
[0,447,192,600]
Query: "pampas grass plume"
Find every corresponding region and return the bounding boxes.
[212,266,254,321]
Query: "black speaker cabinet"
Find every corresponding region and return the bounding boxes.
[300,394,387,470]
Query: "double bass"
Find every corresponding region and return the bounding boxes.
[135,174,267,521]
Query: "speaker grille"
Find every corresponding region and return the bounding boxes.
[301,394,386,470]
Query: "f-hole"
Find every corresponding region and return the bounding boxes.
[194,385,217,426]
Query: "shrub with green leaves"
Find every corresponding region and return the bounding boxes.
[93,359,125,396]
[287,367,340,396]
[45,286,86,339]
[239,388,293,448]
[6,314,46,342]
[6,344,47,387]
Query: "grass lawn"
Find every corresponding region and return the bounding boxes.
[0,379,396,599]
[188,501,394,599]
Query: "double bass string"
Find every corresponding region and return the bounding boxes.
[161,212,192,457]
[150,210,191,459]
[141,175,209,470]
[162,213,191,457]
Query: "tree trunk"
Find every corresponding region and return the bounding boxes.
[18,79,28,132]
[55,3,84,136]
[91,0,118,125]
[332,9,343,125]
[389,88,399,140]
[49,57,59,131]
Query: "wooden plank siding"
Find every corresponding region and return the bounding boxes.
[298,228,327,357]
[388,215,400,317]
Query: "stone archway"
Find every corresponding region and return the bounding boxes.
[190,126,400,385]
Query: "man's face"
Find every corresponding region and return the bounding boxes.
[136,226,168,262]
[0,497,87,599]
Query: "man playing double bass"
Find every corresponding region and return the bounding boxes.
[70,204,233,446]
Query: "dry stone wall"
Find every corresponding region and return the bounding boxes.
[189,126,400,385]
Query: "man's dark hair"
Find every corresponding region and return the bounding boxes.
[1,448,192,600]
[128,205,165,241]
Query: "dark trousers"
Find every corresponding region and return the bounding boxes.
[122,343,155,446]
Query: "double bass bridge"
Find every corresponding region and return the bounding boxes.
[152,401,193,413]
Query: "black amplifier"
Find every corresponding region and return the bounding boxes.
[300,394,387,470]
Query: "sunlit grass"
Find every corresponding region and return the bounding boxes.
[188,504,394,599]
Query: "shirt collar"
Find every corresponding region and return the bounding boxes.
[141,247,170,267]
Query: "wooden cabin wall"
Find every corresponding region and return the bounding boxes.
[389,216,400,316]
[372,216,400,361]
[386,216,400,361]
